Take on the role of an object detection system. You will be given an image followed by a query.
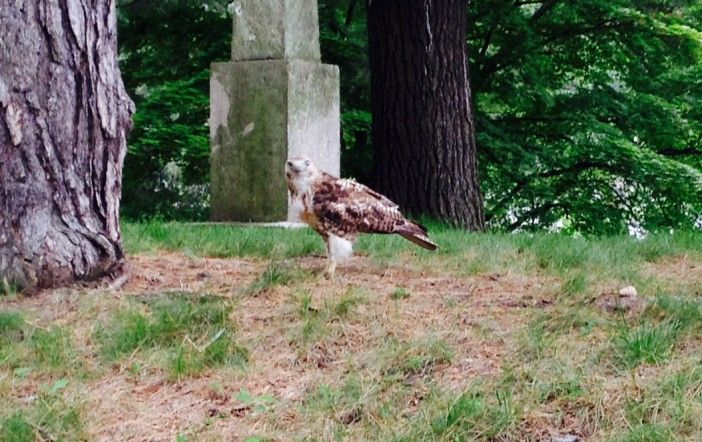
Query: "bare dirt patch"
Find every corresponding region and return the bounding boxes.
[125,253,262,295]
[643,255,702,292]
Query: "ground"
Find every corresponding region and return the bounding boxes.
[1,223,701,441]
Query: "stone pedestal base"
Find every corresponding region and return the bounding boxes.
[210,60,340,222]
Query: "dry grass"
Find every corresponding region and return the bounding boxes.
[1,227,701,441]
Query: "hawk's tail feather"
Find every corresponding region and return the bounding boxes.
[396,222,438,251]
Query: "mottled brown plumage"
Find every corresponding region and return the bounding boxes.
[286,157,437,276]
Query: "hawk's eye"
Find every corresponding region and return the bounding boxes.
[305,160,311,166]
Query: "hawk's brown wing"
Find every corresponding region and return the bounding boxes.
[311,174,438,250]
[311,175,405,236]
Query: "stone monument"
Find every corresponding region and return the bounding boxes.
[210,0,340,222]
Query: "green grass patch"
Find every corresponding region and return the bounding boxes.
[0,413,33,442]
[616,365,702,440]
[1,278,20,298]
[616,295,701,368]
[617,323,680,367]
[382,339,453,380]
[620,423,673,442]
[333,288,366,317]
[519,307,600,361]
[97,294,248,377]
[0,311,24,338]
[561,272,589,296]
[0,313,80,374]
[122,221,322,258]
[398,386,520,441]
[123,221,702,281]
[292,287,367,348]
[1,379,86,442]
[31,327,76,370]
[235,389,277,414]
[301,374,381,439]
[296,291,325,345]
[241,260,308,296]
[651,296,702,330]
[390,286,411,300]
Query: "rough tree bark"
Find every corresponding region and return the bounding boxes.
[367,0,485,229]
[0,0,133,292]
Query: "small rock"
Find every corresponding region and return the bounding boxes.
[619,286,638,297]
[595,287,646,314]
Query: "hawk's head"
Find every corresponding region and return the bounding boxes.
[286,156,320,185]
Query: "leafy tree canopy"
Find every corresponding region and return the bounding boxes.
[117,0,702,234]
[470,0,702,234]
[117,0,230,220]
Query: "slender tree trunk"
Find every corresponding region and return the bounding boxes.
[367,0,484,229]
[0,0,133,292]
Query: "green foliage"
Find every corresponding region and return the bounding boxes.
[118,1,231,220]
[469,0,702,233]
[319,1,373,182]
[118,1,702,232]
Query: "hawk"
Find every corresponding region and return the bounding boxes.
[285,157,438,276]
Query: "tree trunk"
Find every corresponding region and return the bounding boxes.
[0,0,133,292]
[367,0,484,229]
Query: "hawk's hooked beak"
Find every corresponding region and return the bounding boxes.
[286,161,301,175]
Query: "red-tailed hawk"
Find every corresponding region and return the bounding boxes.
[285,157,438,276]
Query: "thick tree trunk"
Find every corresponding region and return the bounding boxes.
[367,0,484,229]
[0,0,133,292]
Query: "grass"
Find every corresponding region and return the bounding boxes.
[1,278,20,298]
[240,260,309,296]
[123,220,702,279]
[97,293,248,377]
[382,338,454,380]
[391,286,411,300]
[0,312,81,376]
[0,379,86,441]
[616,295,701,368]
[0,311,23,336]
[1,222,701,439]
[122,221,322,259]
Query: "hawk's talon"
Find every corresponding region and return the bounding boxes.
[323,260,337,280]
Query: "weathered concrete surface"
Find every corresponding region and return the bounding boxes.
[230,0,321,61]
[210,60,339,222]
[286,60,340,221]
